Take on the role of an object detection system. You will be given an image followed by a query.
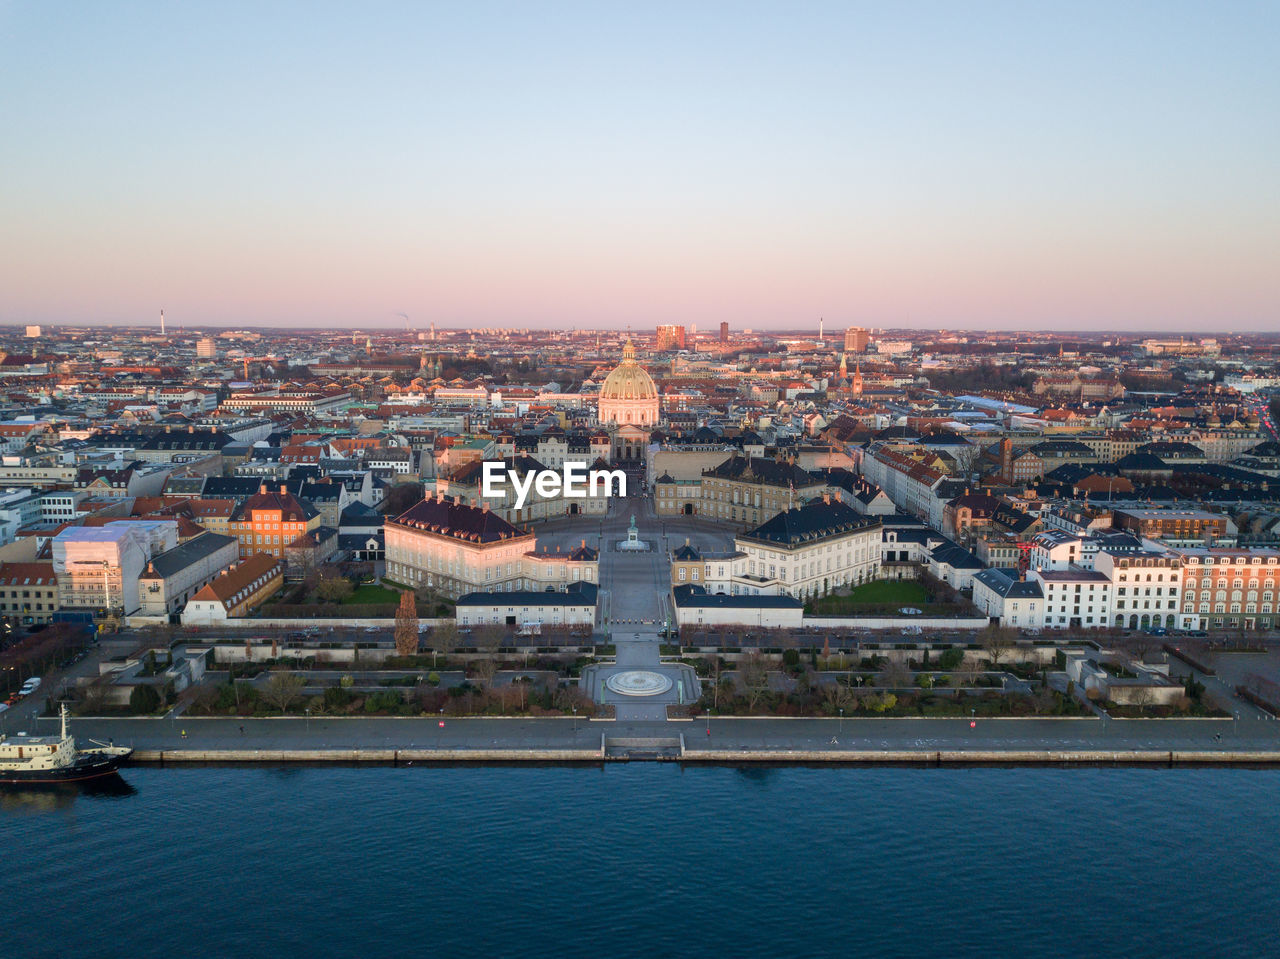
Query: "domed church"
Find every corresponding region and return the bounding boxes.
[597,339,659,462]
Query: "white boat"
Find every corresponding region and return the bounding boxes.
[0,705,132,785]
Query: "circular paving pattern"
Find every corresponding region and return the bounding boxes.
[605,670,674,697]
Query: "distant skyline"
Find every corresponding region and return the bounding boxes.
[2,2,1278,332]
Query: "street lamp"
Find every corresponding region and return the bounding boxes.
[572,704,578,734]
[839,707,844,736]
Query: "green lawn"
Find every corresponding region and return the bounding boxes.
[343,583,405,605]
[806,580,930,615]
[844,580,929,604]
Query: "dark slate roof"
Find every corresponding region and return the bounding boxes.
[671,584,803,609]
[929,541,984,570]
[1028,440,1095,455]
[298,480,344,503]
[703,455,820,488]
[392,495,528,544]
[163,476,208,495]
[1136,441,1204,457]
[456,582,598,607]
[991,504,1040,536]
[672,543,701,561]
[203,477,270,501]
[947,492,1002,514]
[339,502,383,528]
[1115,453,1170,471]
[95,428,233,452]
[1243,440,1280,458]
[973,568,1044,600]
[143,532,238,579]
[338,532,384,551]
[882,526,937,546]
[741,499,882,547]
[874,426,920,440]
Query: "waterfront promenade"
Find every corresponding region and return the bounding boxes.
[52,711,1280,764]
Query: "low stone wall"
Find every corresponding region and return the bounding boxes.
[127,616,452,630]
[133,747,604,763]
[127,747,1280,765]
[802,616,990,631]
[682,749,1280,764]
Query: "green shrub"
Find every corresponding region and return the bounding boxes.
[782,649,800,666]
[363,690,404,713]
[937,648,965,670]
[129,684,161,713]
[324,687,354,709]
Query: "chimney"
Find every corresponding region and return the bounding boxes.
[188,425,195,433]
[280,485,287,495]
[685,537,690,546]
[259,483,268,494]
[822,492,830,505]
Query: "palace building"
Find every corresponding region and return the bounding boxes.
[597,339,659,462]
[384,492,599,600]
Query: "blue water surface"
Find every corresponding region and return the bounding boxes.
[1,765,1275,958]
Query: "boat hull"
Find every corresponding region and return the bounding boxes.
[0,749,133,785]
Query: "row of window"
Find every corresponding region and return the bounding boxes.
[1185,591,1273,603]
[1185,579,1275,590]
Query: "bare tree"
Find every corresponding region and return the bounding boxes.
[314,572,353,603]
[739,652,771,711]
[429,620,460,658]
[822,680,852,713]
[261,672,306,713]
[394,591,419,656]
[704,654,724,709]
[981,626,1015,668]
[474,624,506,652]
[77,680,111,716]
[951,442,983,480]
[472,656,497,686]
[1031,685,1057,715]
[877,660,911,689]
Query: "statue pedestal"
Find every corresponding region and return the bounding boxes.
[616,514,650,552]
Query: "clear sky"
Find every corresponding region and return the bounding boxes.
[1,1,1277,332]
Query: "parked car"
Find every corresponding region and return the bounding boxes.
[19,677,41,695]
[0,702,9,714]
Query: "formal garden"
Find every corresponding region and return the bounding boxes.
[803,572,977,617]
[686,644,1093,719]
